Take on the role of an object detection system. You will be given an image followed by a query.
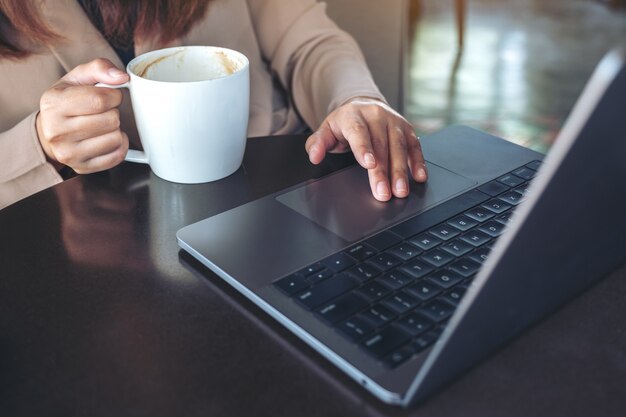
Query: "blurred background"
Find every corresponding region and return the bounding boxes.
[406,0,626,152]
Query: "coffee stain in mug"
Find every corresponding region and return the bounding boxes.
[133,48,240,81]
[135,50,185,78]
[215,51,237,75]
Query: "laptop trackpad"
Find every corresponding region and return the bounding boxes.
[275,162,476,242]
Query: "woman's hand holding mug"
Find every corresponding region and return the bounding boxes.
[36,58,130,174]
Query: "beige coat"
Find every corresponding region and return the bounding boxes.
[0,0,383,209]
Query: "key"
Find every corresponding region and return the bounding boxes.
[401,259,434,279]
[361,325,411,359]
[447,215,478,232]
[498,191,524,205]
[346,263,381,282]
[274,274,309,296]
[338,316,375,342]
[405,281,441,301]
[428,224,461,241]
[421,249,454,268]
[345,243,377,261]
[364,231,403,251]
[426,270,464,289]
[316,293,369,325]
[295,274,357,309]
[512,167,536,180]
[297,262,324,277]
[440,239,473,257]
[477,180,510,197]
[388,243,421,261]
[356,279,392,302]
[419,299,456,322]
[358,304,397,328]
[321,252,356,272]
[478,220,506,237]
[396,312,433,336]
[382,292,419,315]
[409,233,442,251]
[449,258,481,277]
[367,253,402,272]
[497,173,525,187]
[482,199,512,214]
[379,270,413,290]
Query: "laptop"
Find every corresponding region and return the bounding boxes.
[176,49,626,406]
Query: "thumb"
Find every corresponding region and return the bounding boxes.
[305,122,340,165]
[59,58,129,87]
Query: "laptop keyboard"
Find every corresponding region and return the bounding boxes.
[273,160,541,369]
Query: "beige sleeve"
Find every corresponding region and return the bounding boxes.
[248,0,386,129]
[0,112,62,209]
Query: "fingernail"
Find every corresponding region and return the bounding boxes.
[376,181,389,198]
[364,152,376,168]
[418,167,427,181]
[395,178,407,194]
[108,67,126,77]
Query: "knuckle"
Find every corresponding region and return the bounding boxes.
[39,90,60,112]
[406,131,422,149]
[105,109,121,130]
[73,166,88,175]
[110,139,128,166]
[370,104,386,118]
[392,134,408,152]
[392,167,408,179]
[113,130,129,152]
[53,147,73,165]
[41,124,61,142]
[373,165,388,178]
[90,58,112,71]
[114,130,128,148]
[88,93,108,112]
[346,120,368,136]
[111,88,123,105]
[412,136,423,152]
[115,146,127,164]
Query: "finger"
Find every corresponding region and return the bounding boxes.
[57,58,128,88]
[67,108,121,142]
[388,124,410,198]
[361,116,391,201]
[37,105,121,146]
[405,128,428,182]
[45,108,122,144]
[42,85,123,117]
[305,122,340,165]
[337,116,377,170]
[53,130,128,173]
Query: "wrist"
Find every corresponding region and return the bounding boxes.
[35,111,65,172]
[342,96,387,106]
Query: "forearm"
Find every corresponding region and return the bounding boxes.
[250,0,385,129]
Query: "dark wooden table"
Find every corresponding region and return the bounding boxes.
[1,135,625,417]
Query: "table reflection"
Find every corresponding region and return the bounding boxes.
[54,172,152,272]
[54,162,255,277]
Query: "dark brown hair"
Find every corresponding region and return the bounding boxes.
[0,0,211,59]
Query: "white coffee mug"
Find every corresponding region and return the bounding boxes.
[98,46,250,183]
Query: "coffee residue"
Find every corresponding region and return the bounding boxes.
[133,49,240,81]
[216,51,237,75]
[135,50,185,78]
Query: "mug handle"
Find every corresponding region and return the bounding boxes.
[95,82,149,165]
